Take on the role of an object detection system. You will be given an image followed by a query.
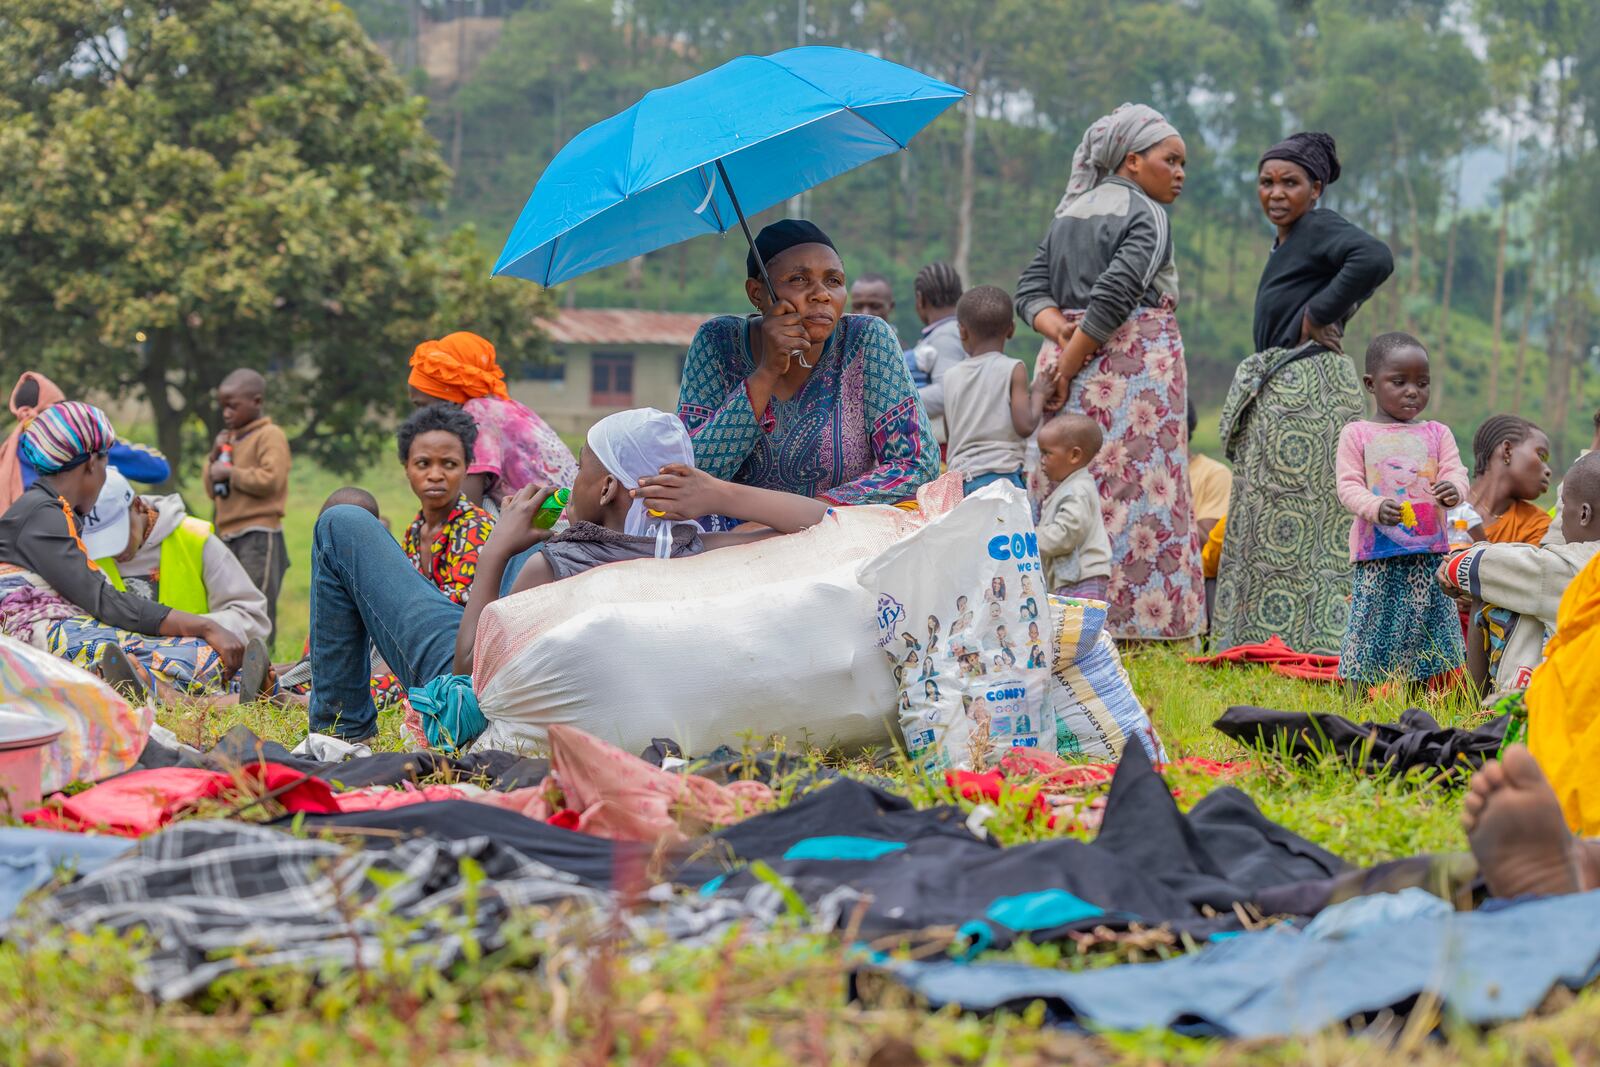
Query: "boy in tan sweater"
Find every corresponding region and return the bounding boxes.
[203,368,291,643]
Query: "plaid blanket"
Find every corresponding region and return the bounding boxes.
[11,820,602,1000]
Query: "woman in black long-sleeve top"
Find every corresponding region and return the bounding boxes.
[1212,132,1395,654]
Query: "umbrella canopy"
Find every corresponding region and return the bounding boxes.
[493,46,964,286]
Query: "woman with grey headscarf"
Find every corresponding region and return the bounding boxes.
[1014,103,1203,641]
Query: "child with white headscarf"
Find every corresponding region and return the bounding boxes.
[581,407,700,560]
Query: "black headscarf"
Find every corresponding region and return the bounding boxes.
[746,218,837,279]
[1259,132,1341,189]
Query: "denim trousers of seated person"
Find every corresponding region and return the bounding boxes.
[964,469,1026,493]
[310,505,461,739]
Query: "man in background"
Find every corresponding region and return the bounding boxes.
[909,261,965,446]
[852,272,927,387]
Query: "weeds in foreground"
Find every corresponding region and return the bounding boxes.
[8,646,1571,1063]
[7,908,1600,1066]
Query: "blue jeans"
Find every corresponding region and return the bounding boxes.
[964,469,1026,493]
[309,506,462,739]
[499,543,544,597]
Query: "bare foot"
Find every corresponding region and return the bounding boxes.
[1578,840,1600,893]
[1462,744,1581,899]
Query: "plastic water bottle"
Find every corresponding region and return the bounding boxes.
[1446,503,1482,550]
[533,487,569,529]
[212,442,232,499]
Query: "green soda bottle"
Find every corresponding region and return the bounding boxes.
[533,487,570,529]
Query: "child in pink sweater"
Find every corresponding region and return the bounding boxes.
[1335,332,1470,691]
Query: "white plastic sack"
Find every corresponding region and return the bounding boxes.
[472,505,923,755]
[1047,595,1166,762]
[857,482,1056,774]
[0,633,151,791]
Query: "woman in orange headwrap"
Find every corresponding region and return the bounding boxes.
[407,332,578,508]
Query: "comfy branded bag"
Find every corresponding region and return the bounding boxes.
[858,482,1056,773]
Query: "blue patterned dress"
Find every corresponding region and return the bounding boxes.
[678,314,939,506]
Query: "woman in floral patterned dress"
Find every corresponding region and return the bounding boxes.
[1014,104,1203,640]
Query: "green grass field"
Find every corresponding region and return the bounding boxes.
[6,445,1597,1064]
[7,647,1598,1064]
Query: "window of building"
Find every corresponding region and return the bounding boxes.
[519,349,567,381]
[591,351,635,407]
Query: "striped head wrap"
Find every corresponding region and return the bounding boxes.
[18,401,116,475]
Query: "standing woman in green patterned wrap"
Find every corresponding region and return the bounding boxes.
[1212,132,1394,654]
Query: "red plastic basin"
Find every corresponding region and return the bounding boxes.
[0,708,64,815]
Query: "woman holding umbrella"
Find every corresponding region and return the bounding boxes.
[1212,132,1393,655]
[1014,103,1203,641]
[678,219,940,514]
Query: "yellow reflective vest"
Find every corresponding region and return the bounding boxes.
[97,516,212,616]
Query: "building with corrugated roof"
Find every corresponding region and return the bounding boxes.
[517,308,720,434]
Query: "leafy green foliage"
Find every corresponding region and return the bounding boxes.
[354,0,1598,457]
[0,0,552,475]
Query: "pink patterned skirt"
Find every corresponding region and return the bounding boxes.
[1030,304,1204,640]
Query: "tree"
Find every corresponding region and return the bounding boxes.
[345,0,1597,432]
[1477,0,1540,411]
[849,0,1045,283]
[1289,3,1487,332]
[0,0,551,477]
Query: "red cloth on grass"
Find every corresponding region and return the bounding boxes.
[996,751,1248,790]
[1187,635,1341,683]
[23,764,343,837]
[944,754,1252,834]
[945,770,1057,827]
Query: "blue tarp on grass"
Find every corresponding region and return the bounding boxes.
[873,889,1600,1037]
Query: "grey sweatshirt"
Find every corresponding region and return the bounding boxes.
[118,494,271,643]
[1014,176,1177,344]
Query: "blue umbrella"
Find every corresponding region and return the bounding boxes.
[492,46,964,294]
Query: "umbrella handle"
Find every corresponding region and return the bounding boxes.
[716,159,780,306]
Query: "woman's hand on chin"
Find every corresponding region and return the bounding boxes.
[756,299,809,378]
